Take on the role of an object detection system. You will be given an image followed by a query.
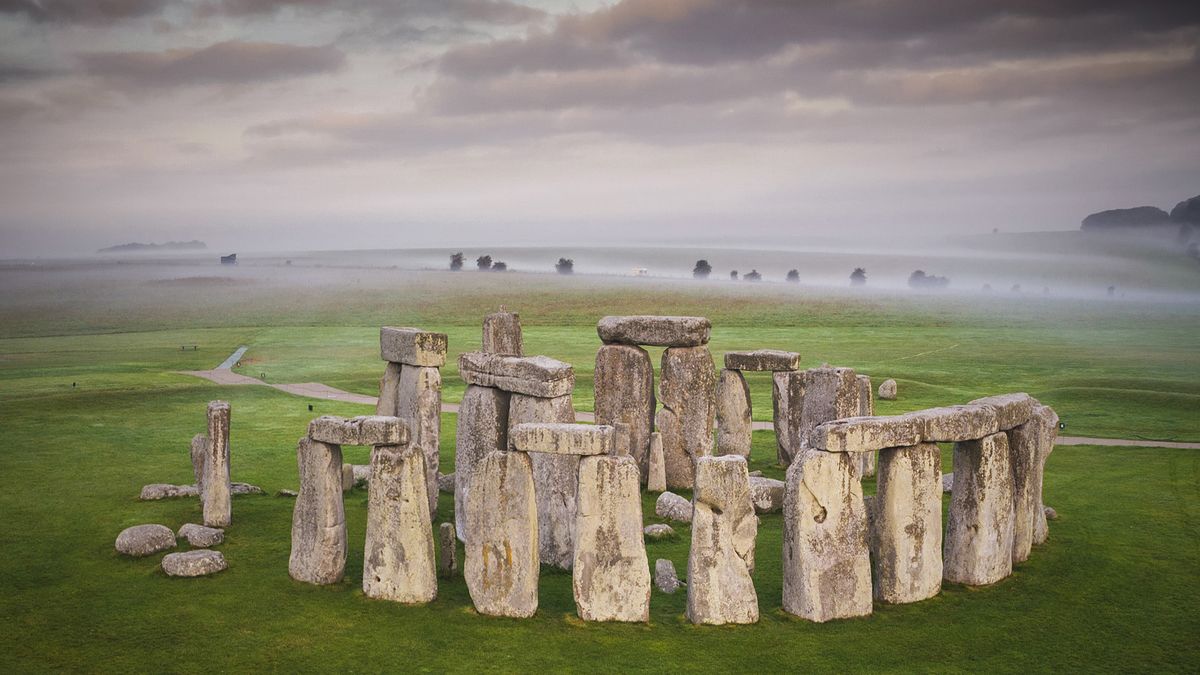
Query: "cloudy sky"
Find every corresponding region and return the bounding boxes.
[1,0,1198,256]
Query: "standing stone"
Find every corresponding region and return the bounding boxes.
[454,385,510,541]
[1033,407,1059,546]
[203,401,232,528]
[1009,404,1059,560]
[396,365,442,515]
[438,522,457,578]
[594,344,655,475]
[716,368,752,458]
[647,432,666,493]
[856,375,876,477]
[772,371,801,466]
[799,367,859,449]
[944,432,1014,586]
[655,559,682,594]
[464,451,539,618]
[341,463,354,493]
[483,309,523,356]
[376,361,403,416]
[289,437,346,585]
[573,454,651,622]
[509,393,578,569]
[872,443,942,603]
[190,433,207,497]
[878,378,898,400]
[363,444,436,604]
[659,346,717,489]
[782,448,872,622]
[686,455,758,625]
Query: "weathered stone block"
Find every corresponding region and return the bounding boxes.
[363,444,437,604]
[655,491,693,522]
[810,415,922,453]
[162,550,227,577]
[396,365,442,515]
[723,349,801,372]
[573,454,651,622]
[969,393,1035,430]
[380,326,447,367]
[1008,404,1059,562]
[438,522,457,578]
[749,476,785,514]
[597,315,711,347]
[872,443,942,603]
[454,385,510,541]
[944,432,1014,586]
[686,455,758,625]
[203,401,232,528]
[464,450,539,618]
[459,352,575,398]
[178,523,224,548]
[482,309,523,356]
[878,378,897,400]
[307,415,409,447]
[376,361,402,416]
[190,433,207,496]
[140,483,199,500]
[115,524,175,557]
[1033,406,1059,546]
[509,393,578,569]
[289,437,346,585]
[594,344,655,474]
[772,371,801,466]
[716,368,752,458]
[655,559,682,594]
[905,405,999,443]
[647,432,666,493]
[856,375,876,477]
[659,345,716,489]
[509,422,614,456]
[644,523,675,540]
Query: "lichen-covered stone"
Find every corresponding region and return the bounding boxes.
[878,378,897,400]
[856,375,876,477]
[459,352,575,398]
[573,454,651,622]
[686,455,758,625]
[782,448,872,622]
[376,361,402,416]
[363,444,437,604]
[969,393,1035,430]
[944,432,1014,586]
[190,433,207,496]
[655,559,683,594]
[396,365,442,515]
[178,523,224,548]
[307,415,409,447]
[438,522,457,578]
[509,422,614,456]
[716,368,752,458]
[454,385,510,541]
[289,437,346,585]
[594,344,655,474]
[658,345,716,489]
[162,549,227,577]
[482,309,523,356]
[597,315,711,347]
[509,393,578,569]
[772,371,801,465]
[139,483,199,500]
[1008,404,1059,561]
[748,476,785,514]
[341,463,354,493]
[380,326,447,367]
[810,415,921,453]
[437,472,454,493]
[904,405,998,443]
[655,491,693,522]
[872,443,942,603]
[643,523,675,540]
[647,432,666,492]
[464,451,539,618]
[203,401,232,528]
[115,524,176,557]
[723,349,801,372]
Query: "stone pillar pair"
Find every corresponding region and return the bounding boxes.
[376,327,447,517]
[190,400,232,528]
[717,350,802,459]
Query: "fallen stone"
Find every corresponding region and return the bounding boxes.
[878,378,897,400]
[1044,506,1058,520]
[376,361,402,416]
[115,524,176,557]
[782,448,872,622]
[454,385,510,541]
[277,489,298,497]
[162,549,227,577]
[658,345,717,489]
[810,415,922,453]
[749,470,763,477]
[307,415,409,447]
[139,483,199,500]
[643,523,675,540]
[748,476,785,514]
[509,393,579,569]
[178,523,224,548]
[647,432,666,493]
[231,482,265,495]
[380,326,448,367]
[573,454,652,622]
[969,393,1035,430]
[458,352,575,398]
[289,436,346,585]
[1008,404,1058,562]
[942,473,954,493]
[597,315,711,347]
[723,349,801,372]
[464,450,539,618]
[509,422,614,456]
[655,491,693,522]
[203,401,232,528]
[363,444,437,604]
[944,432,1014,586]
[655,559,683,594]
[872,443,942,604]
[593,344,655,475]
[686,455,758,625]
[716,368,752,458]
[482,309,523,356]
[437,472,454,494]
[904,405,999,443]
[396,364,442,515]
[438,522,457,578]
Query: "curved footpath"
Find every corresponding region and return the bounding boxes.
[180,348,1200,451]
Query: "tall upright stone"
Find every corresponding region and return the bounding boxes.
[454,385,510,541]
[872,443,942,603]
[647,432,666,493]
[363,445,437,604]
[509,392,578,569]
[396,365,442,515]
[944,432,1014,586]
[376,361,402,416]
[716,368,752,458]
[483,309,523,356]
[464,450,539,618]
[782,448,872,622]
[190,433,207,497]
[289,437,346,585]
[1008,404,1059,561]
[658,346,717,489]
[573,454,651,623]
[856,375,876,477]
[775,367,860,468]
[772,371,801,466]
[1032,406,1059,546]
[686,455,758,625]
[594,344,655,475]
[203,401,232,528]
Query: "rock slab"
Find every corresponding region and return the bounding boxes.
[162,550,227,577]
[1008,404,1058,562]
[308,415,409,447]
[655,491,693,522]
[509,393,578,569]
[396,364,442,515]
[203,401,232,528]
[438,522,457,578]
[482,310,523,356]
[647,432,666,493]
[723,349,801,372]
[716,368,752,458]
[363,445,437,604]
[593,344,655,475]
[509,422,614,456]
[459,352,575,398]
[878,378,897,400]
[454,385,510,541]
[289,437,346,585]
[597,315,711,347]
[115,524,176,557]
[573,454,651,622]
[178,523,224,548]
[872,443,942,603]
[686,455,758,625]
[748,476,785,514]
[464,451,539,618]
[644,523,675,540]
[944,432,1014,586]
[658,345,717,489]
[655,559,683,594]
[380,326,448,367]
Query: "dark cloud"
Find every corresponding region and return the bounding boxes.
[0,0,167,24]
[194,0,543,24]
[79,40,345,88]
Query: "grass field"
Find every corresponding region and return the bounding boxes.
[1,260,1198,672]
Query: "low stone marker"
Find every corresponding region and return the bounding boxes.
[363,445,437,604]
[115,524,176,557]
[454,385,510,541]
[872,443,942,604]
[658,345,716,489]
[687,456,758,625]
[643,523,675,540]
[289,436,347,585]
[878,378,897,400]
[438,522,457,578]
[573,453,651,622]
[944,432,1014,586]
[379,327,448,367]
[203,401,232,528]
[655,559,683,594]
[655,491,693,522]
[458,352,575,398]
[723,349,801,371]
[308,415,409,447]
[162,550,227,577]
[716,368,752,458]
[593,343,655,475]
[464,450,539,618]
[178,523,223,548]
[597,315,711,347]
[482,309,523,356]
[646,432,666,493]
[509,422,614,456]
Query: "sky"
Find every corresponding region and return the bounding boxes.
[1,0,1198,256]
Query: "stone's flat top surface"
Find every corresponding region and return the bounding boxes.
[903,404,999,442]
[508,422,614,456]
[968,393,1035,428]
[115,524,176,557]
[810,415,922,453]
[380,326,448,366]
[458,352,573,380]
[307,415,409,446]
[162,549,228,577]
[723,349,802,371]
[597,315,711,347]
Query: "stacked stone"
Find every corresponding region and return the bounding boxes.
[774,365,861,468]
[719,350,801,460]
[686,455,758,625]
[189,401,232,528]
[376,326,447,517]
[596,315,714,489]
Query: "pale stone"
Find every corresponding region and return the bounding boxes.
[464,450,539,618]
[905,405,998,443]
[878,378,897,400]
[376,361,402,416]
[509,393,578,569]
[178,523,224,548]
[115,524,175,557]
[573,454,652,622]
[396,365,442,515]
[307,415,409,447]
[658,345,717,489]
[278,489,298,497]
[856,375,876,477]
[655,491,693,522]
[969,393,1035,430]
[437,472,454,493]
[341,462,354,493]
[363,444,437,604]
[438,522,457,578]
[942,473,954,493]
[353,464,371,488]
[613,422,631,458]
[1008,404,1059,561]
[748,476,785,514]
[189,433,207,496]
[231,482,264,495]
[509,422,614,456]
[162,549,227,577]
[482,309,523,356]
[944,432,1014,585]
[716,368,752,458]
[1044,506,1058,520]
[643,523,675,540]
[655,559,683,594]
[686,455,758,625]
[593,344,655,474]
[380,326,447,367]
[647,432,666,493]
[772,371,799,465]
[459,352,575,398]
[597,315,711,347]
[782,448,872,622]
[289,437,346,585]
[810,415,922,453]
[723,349,801,372]
[872,443,942,603]
[139,483,198,500]
[454,385,510,541]
[203,401,232,528]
